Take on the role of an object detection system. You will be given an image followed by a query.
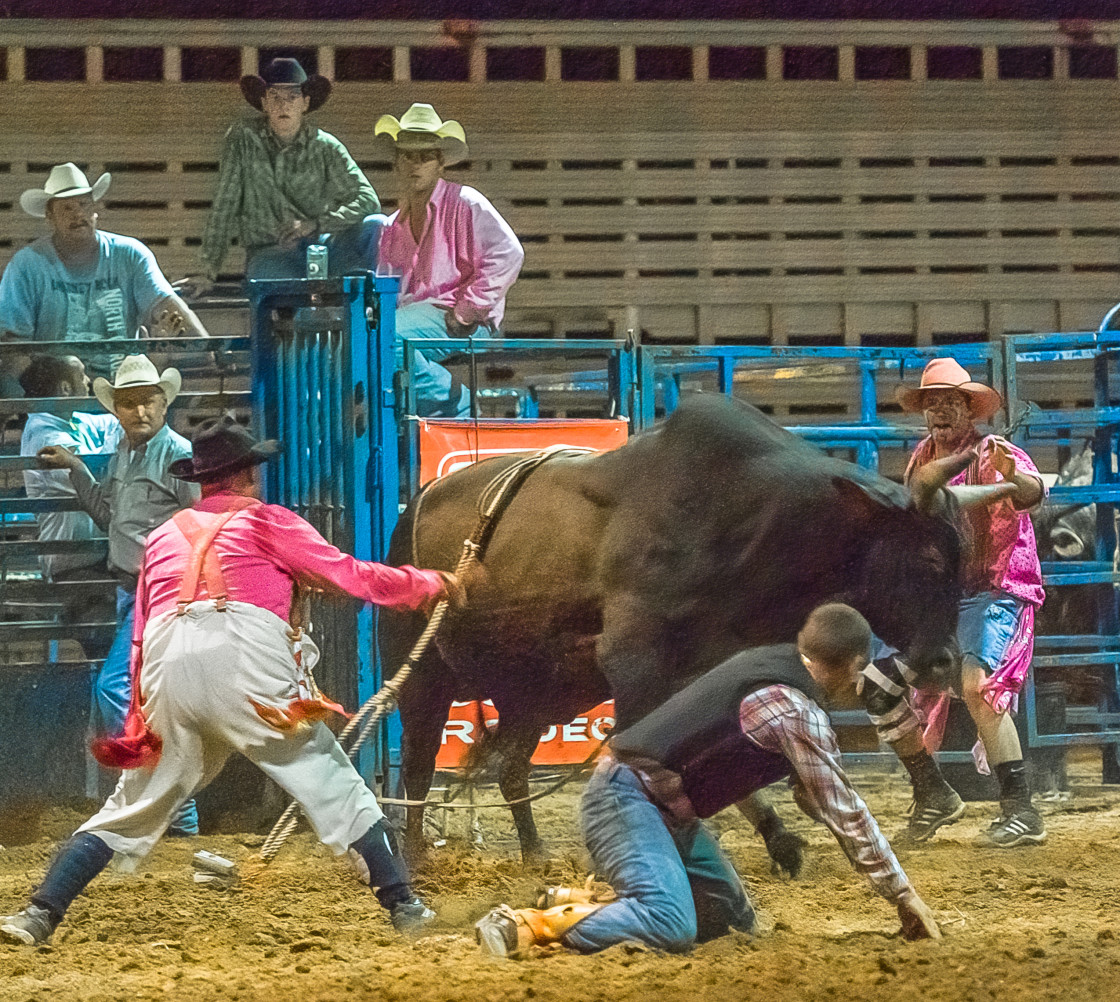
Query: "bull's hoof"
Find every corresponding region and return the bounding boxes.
[520,841,549,869]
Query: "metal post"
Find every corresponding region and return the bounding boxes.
[857,361,878,472]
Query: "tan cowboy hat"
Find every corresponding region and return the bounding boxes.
[21,162,111,218]
[93,354,181,415]
[896,357,1003,423]
[374,103,469,165]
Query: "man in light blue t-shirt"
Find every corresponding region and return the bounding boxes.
[0,163,210,392]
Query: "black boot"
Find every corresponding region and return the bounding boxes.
[983,761,1046,848]
[901,751,965,841]
[1,833,114,945]
[350,819,435,935]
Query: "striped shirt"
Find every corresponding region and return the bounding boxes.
[200,117,379,278]
[741,684,911,903]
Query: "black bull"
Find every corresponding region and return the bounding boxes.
[380,395,964,860]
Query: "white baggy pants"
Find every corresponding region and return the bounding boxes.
[79,600,384,860]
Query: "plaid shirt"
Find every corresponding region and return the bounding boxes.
[741,684,911,903]
[200,117,379,278]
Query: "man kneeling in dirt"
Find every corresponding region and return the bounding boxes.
[476,604,941,956]
[0,418,464,946]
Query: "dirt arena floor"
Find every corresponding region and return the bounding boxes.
[2,755,1120,1002]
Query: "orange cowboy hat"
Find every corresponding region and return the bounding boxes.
[895,357,1003,423]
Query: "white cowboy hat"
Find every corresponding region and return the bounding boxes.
[896,356,1003,423]
[20,162,111,218]
[92,354,181,415]
[374,103,469,165]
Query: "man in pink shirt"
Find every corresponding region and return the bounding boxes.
[860,357,1048,849]
[374,103,524,417]
[0,418,463,946]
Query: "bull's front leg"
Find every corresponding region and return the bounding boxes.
[735,790,805,878]
[397,676,454,868]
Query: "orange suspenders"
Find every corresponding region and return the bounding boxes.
[171,508,238,614]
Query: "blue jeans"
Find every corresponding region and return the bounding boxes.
[396,302,472,418]
[245,213,384,280]
[95,587,135,735]
[563,761,754,953]
[94,587,198,836]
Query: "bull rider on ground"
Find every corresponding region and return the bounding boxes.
[0,418,466,946]
[861,357,1048,848]
[475,604,942,956]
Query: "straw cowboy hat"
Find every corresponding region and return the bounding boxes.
[92,355,181,415]
[241,57,331,113]
[170,416,280,483]
[896,357,1003,423]
[20,163,111,218]
[374,103,469,165]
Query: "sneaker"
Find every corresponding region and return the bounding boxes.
[475,905,519,957]
[0,904,54,946]
[907,790,966,842]
[389,897,436,936]
[980,808,1047,848]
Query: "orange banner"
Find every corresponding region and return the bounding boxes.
[418,418,628,768]
[417,418,629,485]
[435,700,616,769]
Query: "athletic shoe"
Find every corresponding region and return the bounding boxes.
[0,905,54,946]
[907,790,966,842]
[475,905,520,957]
[389,897,436,935]
[980,808,1047,848]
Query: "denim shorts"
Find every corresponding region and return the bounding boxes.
[958,591,1025,675]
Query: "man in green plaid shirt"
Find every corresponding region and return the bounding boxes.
[183,58,380,294]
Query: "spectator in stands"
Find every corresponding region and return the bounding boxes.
[36,353,200,836]
[373,103,525,417]
[20,354,121,661]
[183,57,380,293]
[0,163,210,393]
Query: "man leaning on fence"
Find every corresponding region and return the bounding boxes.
[19,353,121,662]
[0,163,211,395]
[0,417,465,947]
[182,57,381,293]
[373,103,525,417]
[36,353,201,836]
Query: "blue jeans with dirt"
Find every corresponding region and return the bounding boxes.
[562,760,755,953]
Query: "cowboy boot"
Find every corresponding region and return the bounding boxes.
[536,876,616,909]
[476,901,604,957]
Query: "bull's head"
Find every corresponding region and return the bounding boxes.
[841,448,1017,686]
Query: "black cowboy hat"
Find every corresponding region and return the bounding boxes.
[240,57,332,113]
[170,416,281,483]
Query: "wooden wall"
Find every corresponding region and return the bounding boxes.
[0,18,1118,347]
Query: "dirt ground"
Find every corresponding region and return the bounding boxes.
[3,755,1120,1002]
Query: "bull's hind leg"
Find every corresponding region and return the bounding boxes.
[397,666,455,867]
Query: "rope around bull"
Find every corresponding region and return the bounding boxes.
[259,447,588,862]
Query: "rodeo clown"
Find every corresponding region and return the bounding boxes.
[476,604,942,957]
[0,418,464,946]
[861,357,1048,848]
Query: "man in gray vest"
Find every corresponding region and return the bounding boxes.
[476,604,941,956]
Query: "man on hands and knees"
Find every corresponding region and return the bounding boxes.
[863,357,1047,848]
[373,103,524,417]
[476,604,941,956]
[0,419,464,946]
[0,163,210,392]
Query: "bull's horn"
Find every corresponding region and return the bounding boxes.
[946,483,1019,508]
[911,449,977,513]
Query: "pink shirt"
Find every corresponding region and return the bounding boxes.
[907,434,1046,607]
[132,492,445,652]
[378,178,524,328]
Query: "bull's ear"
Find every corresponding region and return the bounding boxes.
[1051,526,1085,559]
